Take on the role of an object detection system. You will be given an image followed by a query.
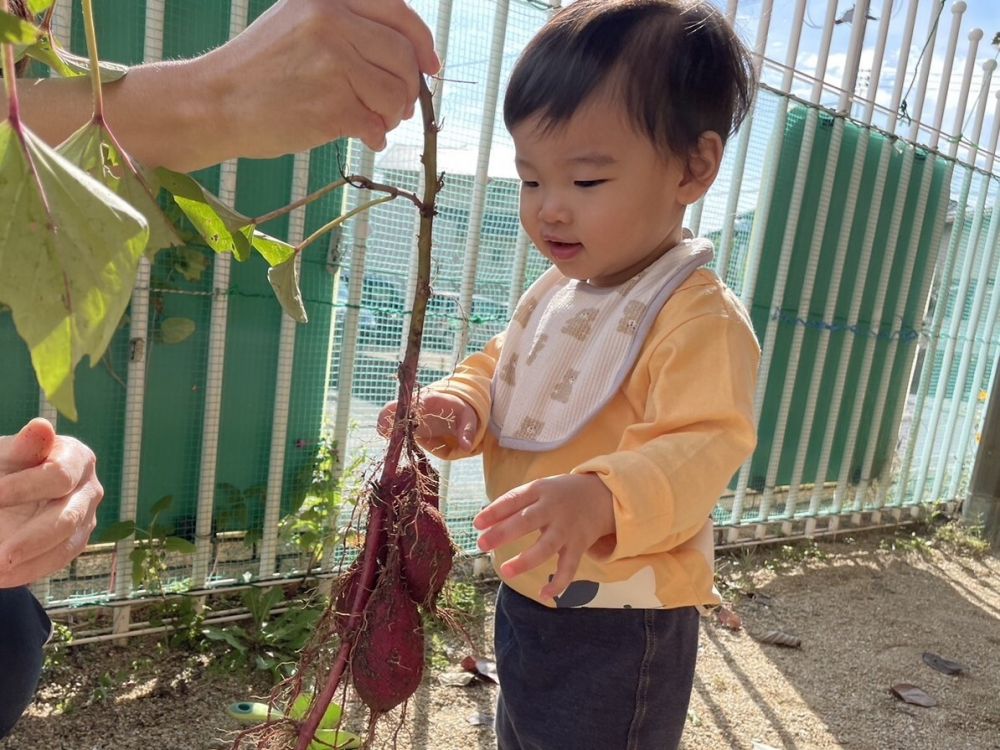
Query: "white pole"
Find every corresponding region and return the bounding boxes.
[932,83,1000,500]
[771,0,872,531]
[895,27,984,505]
[832,0,943,519]
[114,0,165,621]
[332,146,377,472]
[258,150,311,579]
[730,0,839,535]
[726,0,812,539]
[714,0,773,285]
[438,0,511,520]
[190,1,249,587]
[451,0,511,368]
[798,0,899,535]
[912,56,995,505]
[507,229,532,315]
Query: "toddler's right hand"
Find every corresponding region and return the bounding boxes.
[378,392,479,452]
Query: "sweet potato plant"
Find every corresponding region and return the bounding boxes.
[0,2,455,747]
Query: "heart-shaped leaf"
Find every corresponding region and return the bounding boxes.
[156,167,253,260]
[95,520,136,544]
[163,536,196,554]
[58,121,181,255]
[250,229,296,267]
[0,121,148,420]
[267,256,308,323]
[159,316,196,344]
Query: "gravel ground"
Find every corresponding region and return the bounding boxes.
[3,530,998,750]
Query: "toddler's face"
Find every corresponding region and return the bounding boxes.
[511,98,691,287]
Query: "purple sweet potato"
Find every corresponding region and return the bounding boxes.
[398,500,454,608]
[349,569,425,713]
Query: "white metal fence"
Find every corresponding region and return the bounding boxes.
[10,0,999,621]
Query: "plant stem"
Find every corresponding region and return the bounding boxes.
[294,77,440,750]
[346,174,425,212]
[253,178,349,226]
[80,0,104,121]
[295,194,394,255]
[1,0,21,123]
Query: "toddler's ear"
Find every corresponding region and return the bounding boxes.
[678,131,724,204]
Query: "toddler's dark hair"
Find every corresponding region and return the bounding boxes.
[504,0,756,158]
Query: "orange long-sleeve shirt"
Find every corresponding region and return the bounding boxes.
[428,268,760,609]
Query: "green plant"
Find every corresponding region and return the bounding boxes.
[279,435,366,570]
[43,621,74,673]
[931,520,990,558]
[879,529,933,555]
[95,494,196,595]
[203,585,324,681]
[0,2,387,420]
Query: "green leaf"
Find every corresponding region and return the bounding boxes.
[56,48,128,82]
[250,230,295,266]
[0,11,40,45]
[58,121,181,256]
[130,548,147,586]
[267,256,308,323]
[173,246,209,282]
[203,626,248,652]
[0,121,148,420]
[163,536,196,554]
[155,168,252,260]
[17,33,78,77]
[149,494,174,516]
[94,520,136,544]
[159,316,195,344]
[27,0,55,14]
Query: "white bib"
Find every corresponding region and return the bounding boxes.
[490,239,714,450]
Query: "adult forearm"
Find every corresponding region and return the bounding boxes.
[15,60,218,172]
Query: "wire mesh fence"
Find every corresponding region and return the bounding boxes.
[2,0,998,616]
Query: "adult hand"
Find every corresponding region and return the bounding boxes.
[474,473,617,602]
[378,392,479,452]
[0,419,104,589]
[193,0,441,161]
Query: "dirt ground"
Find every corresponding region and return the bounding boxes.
[3,528,998,750]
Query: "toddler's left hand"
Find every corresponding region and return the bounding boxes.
[473,473,616,602]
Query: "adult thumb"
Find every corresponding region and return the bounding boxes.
[0,418,56,473]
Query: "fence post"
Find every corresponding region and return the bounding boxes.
[964,355,1000,548]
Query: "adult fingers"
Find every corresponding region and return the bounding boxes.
[0,418,55,473]
[0,466,102,587]
[0,438,93,509]
[349,15,421,117]
[352,0,440,75]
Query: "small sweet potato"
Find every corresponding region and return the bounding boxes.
[398,501,454,608]
[350,570,425,713]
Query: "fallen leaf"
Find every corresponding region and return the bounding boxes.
[440,672,476,687]
[890,683,937,707]
[461,655,499,684]
[758,630,801,648]
[716,605,743,631]
[922,651,966,676]
[467,711,493,726]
